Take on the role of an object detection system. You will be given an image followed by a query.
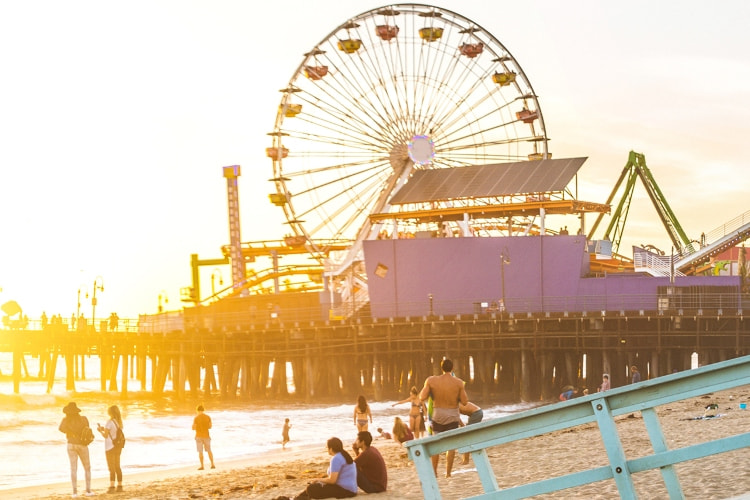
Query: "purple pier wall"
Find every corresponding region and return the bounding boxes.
[363,236,740,318]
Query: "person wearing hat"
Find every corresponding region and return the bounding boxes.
[58,402,94,497]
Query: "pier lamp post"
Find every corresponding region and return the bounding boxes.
[76,285,89,330]
[158,291,169,313]
[500,248,510,312]
[211,268,224,297]
[91,276,104,331]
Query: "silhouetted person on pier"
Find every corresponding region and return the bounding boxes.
[192,404,215,470]
[41,312,48,329]
[109,312,119,332]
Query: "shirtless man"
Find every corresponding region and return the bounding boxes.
[419,358,468,477]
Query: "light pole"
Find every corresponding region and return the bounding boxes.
[500,248,510,312]
[158,291,168,313]
[91,276,104,331]
[211,268,224,297]
[76,285,89,330]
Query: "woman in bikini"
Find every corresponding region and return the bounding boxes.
[353,395,372,432]
[392,385,427,438]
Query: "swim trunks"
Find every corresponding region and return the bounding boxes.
[431,407,460,433]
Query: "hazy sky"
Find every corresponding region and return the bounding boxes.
[1,1,748,320]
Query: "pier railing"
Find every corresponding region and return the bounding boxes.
[405,355,750,499]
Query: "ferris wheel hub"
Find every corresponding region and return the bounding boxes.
[408,135,435,166]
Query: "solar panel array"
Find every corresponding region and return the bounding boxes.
[388,157,587,205]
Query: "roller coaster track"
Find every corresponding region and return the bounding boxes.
[676,210,750,272]
[634,210,750,276]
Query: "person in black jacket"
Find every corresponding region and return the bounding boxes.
[59,402,94,497]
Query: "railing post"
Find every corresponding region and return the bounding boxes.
[641,407,684,499]
[590,397,637,497]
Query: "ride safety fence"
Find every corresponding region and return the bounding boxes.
[404,355,750,499]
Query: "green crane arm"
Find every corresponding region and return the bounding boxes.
[588,151,694,255]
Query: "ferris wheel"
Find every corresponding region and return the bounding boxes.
[268,3,549,269]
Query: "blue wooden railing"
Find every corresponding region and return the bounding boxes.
[405,355,750,499]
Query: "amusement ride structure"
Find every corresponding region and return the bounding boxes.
[180,3,750,320]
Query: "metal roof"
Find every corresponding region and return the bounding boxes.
[388,157,587,205]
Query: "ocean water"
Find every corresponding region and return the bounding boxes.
[0,353,539,491]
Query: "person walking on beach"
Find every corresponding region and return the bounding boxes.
[192,404,215,470]
[419,358,468,477]
[58,402,94,497]
[97,405,124,493]
[353,395,372,432]
[392,385,427,438]
[599,373,611,392]
[459,401,483,465]
[282,418,292,449]
[290,437,357,499]
[631,365,641,384]
[352,431,387,493]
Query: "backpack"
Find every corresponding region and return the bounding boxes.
[80,425,95,446]
[112,424,126,449]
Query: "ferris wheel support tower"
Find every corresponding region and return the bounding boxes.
[223,165,248,296]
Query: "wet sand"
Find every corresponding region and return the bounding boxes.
[6,386,750,499]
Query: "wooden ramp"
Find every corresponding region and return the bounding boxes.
[405,355,750,499]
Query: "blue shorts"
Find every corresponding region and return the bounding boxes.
[467,409,484,425]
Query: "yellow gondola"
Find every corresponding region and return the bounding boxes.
[268,193,289,206]
[279,103,302,117]
[419,27,443,42]
[528,152,551,161]
[492,71,516,86]
[337,39,362,53]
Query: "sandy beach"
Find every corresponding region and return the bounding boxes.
[6,386,750,500]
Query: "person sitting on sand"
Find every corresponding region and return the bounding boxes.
[352,431,387,493]
[559,386,579,401]
[375,427,391,440]
[289,437,357,499]
[192,404,215,470]
[392,416,414,445]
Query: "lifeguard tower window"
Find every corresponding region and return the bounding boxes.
[388,157,586,205]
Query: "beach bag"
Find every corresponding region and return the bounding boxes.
[80,425,95,446]
[113,425,126,449]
